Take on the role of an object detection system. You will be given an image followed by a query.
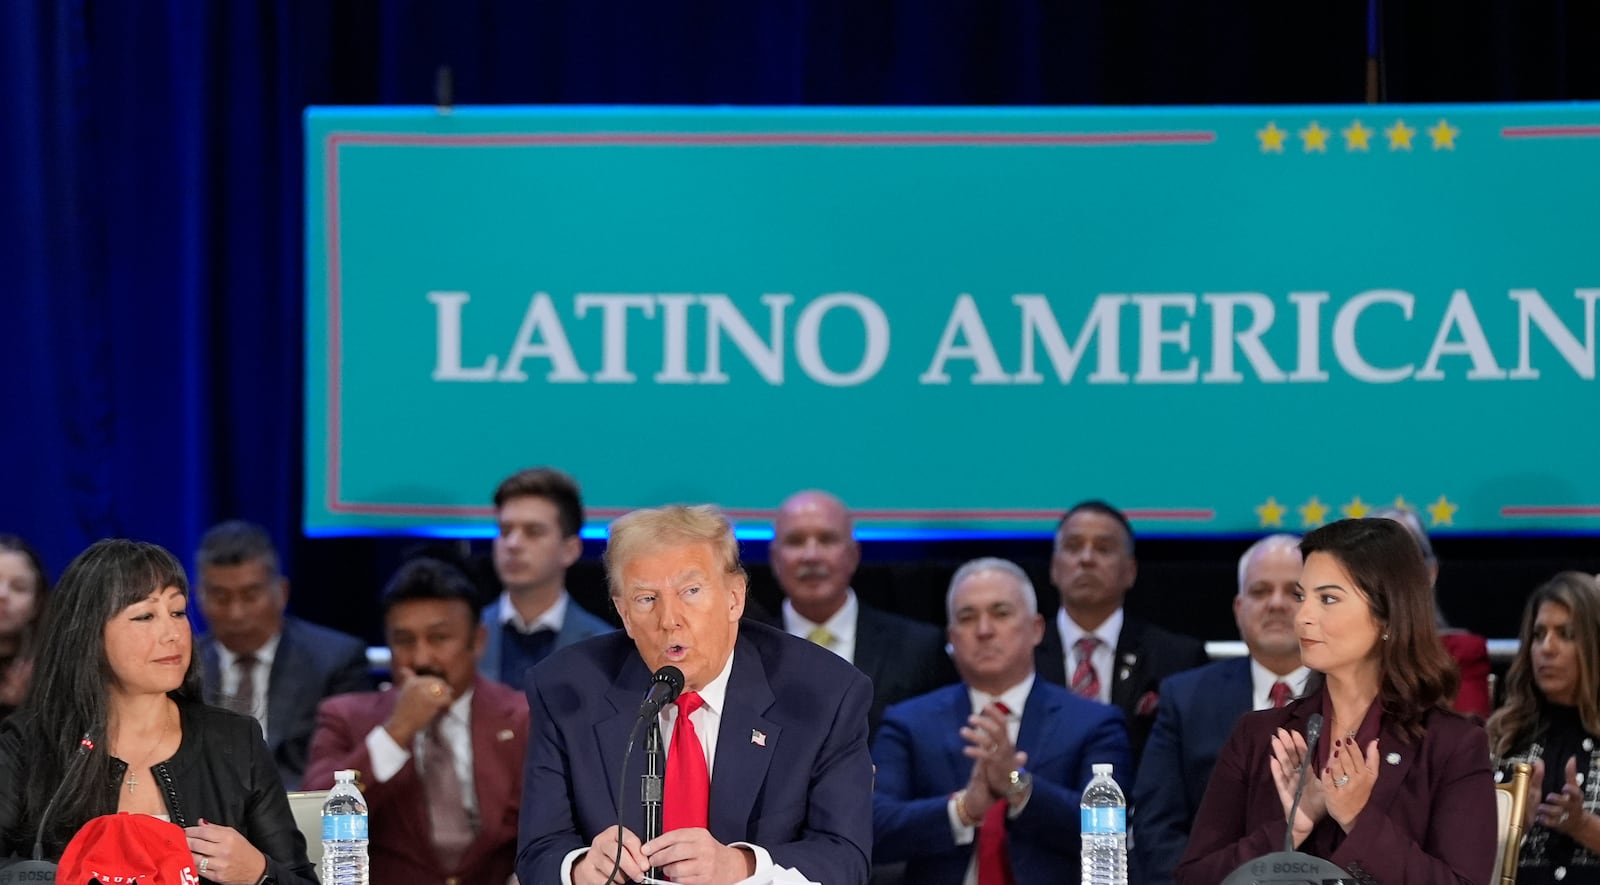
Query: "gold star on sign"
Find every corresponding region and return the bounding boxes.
[1299,122,1330,153]
[1256,497,1287,528]
[1385,120,1416,151]
[1427,119,1459,150]
[1426,495,1458,527]
[1341,496,1371,519]
[1299,496,1330,528]
[1257,122,1288,154]
[1342,120,1373,152]
[1392,495,1412,511]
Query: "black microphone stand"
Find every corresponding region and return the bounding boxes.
[643,720,665,881]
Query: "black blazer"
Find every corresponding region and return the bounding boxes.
[1035,613,1209,783]
[853,604,958,736]
[0,701,318,884]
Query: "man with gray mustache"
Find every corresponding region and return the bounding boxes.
[769,490,956,737]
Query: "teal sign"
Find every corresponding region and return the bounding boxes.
[305,105,1600,535]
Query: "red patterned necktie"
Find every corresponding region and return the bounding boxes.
[1269,680,1292,708]
[1070,637,1102,700]
[664,692,710,831]
[976,700,1016,885]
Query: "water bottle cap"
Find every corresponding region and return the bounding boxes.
[1092,763,1113,776]
[335,769,357,781]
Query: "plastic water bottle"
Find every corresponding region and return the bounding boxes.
[1081,762,1128,885]
[322,769,370,885]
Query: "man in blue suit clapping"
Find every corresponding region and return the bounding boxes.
[873,557,1131,885]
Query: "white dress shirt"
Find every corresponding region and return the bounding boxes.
[1057,607,1124,705]
[561,650,774,885]
[364,688,480,818]
[947,675,1036,885]
[214,631,280,739]
[781,591,858,664]
[497,590,570,634]
[1249,659,1311,711]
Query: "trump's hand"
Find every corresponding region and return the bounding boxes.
[382,666,453,746]
[574,825,647,885]
[1269,726,1326,846]
[1323,737,1380,831]
[185,819,268,885]
[642,828,755,885]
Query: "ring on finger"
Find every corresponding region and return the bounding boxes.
[988,743,998,752]
[1333,774,1351,787]
[199,857,209,873]
[1560,811,1572,825]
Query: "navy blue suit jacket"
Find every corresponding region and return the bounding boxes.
[1132,656,1253,885]
[516,620,875,885]
[872,679,1132,885]
[198,615,371,790]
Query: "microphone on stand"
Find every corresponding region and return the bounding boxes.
[1221,713,1351,885]
[603,666,685,885]
[642,721,665,881]
[1284,714,1323,853]
[2,732,96,883]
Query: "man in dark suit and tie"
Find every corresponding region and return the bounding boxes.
[193,520,372,789]
[873,557,1131,885]
[767,489,956,736]
[1132,533,1309,885]
[478,467,612,688]
[1034,500,1210,778]
[517,504,874,885]
[305,558,530,885]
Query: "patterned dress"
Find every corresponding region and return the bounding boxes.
[1495,705,1600,885]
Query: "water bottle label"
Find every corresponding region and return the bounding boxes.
[323,814,369,841]
[1081,806,1126,834]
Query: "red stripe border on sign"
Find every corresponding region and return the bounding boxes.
[1501,125,1600,139]
[1501,505,1600,518]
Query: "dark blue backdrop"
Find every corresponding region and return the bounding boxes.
[4,1,1597,638]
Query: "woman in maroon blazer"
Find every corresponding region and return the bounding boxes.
[1176,518,1497,885]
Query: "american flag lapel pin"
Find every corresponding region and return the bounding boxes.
[751,729,767,747]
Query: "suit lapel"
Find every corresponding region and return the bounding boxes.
[942,687,973,777]
[465,682,517,862]
[199,639,222,706]
[596,655,653,834]
[709,638,779,841]
[851,606,885,684]
[1215,657,1253,731]
[1016,682,1063,768]
[265,624,297,751]
[1111,620,1146,712]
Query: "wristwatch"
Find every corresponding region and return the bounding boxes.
[1006,767,1033,800]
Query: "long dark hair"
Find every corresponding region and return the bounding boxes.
[0,534,50,660]
[1486,572,1600,758]
[3,539,201,856]
[1300,518,1459,741]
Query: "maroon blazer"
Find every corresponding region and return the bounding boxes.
[303,675,530,885]
[1175,687,1497,885]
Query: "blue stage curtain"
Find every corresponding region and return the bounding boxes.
[2,0,1596,585]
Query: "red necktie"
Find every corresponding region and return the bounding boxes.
[1070,637,1102,701]
[664,692,709,831]
[1269,680,1292,708]
[976,701,1016,885]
